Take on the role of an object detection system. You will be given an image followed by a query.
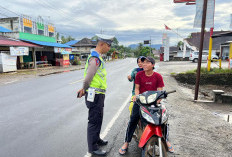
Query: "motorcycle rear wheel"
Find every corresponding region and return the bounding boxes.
[141,136,167,157]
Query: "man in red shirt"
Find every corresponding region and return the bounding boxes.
[119,57,173,155]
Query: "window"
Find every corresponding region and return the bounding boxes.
[38,30,44,35]
[49,32,54,37]
[24,26,32,33]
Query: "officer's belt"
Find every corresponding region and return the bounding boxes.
[89,87,106,93]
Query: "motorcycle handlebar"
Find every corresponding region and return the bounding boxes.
[166,90,176,95]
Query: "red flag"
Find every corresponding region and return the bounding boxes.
[164,24,171,30]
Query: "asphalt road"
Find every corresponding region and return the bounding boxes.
[0,59,230,157]
[0,59,136,157]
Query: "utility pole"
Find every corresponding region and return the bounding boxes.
[194,0,208,100]
[207,27,214,71]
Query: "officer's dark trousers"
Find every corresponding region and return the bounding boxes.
[85,93,105,152]
[125,102,140,142]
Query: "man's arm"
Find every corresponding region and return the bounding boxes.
[83,57,100,90]
[77,57,100,98]
[157,88,163,103]
[157,87,163,91]
[133,84,140,101]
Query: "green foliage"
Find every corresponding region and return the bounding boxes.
[108,48,116,56]
[72,56,81,65]
[140,46,151,57]
[177,41,184,47]
[61,35,75,44]
[185,68,232,74]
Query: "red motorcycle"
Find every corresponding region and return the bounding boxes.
[133,90,176,157]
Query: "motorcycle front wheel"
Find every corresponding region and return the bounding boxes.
[141,136,167,157]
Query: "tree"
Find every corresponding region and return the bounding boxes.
[111,37,119,47]
[56,32,60,41]
[61,35,75,44]
[140,47,150,57]
[91,35,98,41]
[177,41,184,47]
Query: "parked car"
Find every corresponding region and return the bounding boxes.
[189,51,219,62]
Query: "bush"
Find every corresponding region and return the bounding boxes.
[185,68,232,74]
[174,73,232,85]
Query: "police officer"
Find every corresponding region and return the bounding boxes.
[77,34,114,156]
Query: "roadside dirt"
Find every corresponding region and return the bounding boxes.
[178,83,232,100]
[162,75,232,157]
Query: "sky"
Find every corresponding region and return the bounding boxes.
[0,0,231,46]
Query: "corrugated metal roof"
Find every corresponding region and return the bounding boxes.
[0,26,12,33]
[72,38,97,47]
[21,39,71,48]
[65,40,79,46]
[186,31,232,50]
[0,36,41,47]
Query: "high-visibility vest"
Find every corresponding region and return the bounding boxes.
[84,50,107,94]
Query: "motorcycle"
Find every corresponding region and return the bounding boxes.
[133,90,176,157]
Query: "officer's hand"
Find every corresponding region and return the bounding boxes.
[77,89,85,98]
[157,99,162,104]
[127,75,132,81]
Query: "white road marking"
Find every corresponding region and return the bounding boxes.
[69,79,84,85]
[84,94,132,157]
[4,80,18,84]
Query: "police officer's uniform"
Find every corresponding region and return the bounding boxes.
[83,34,114,154]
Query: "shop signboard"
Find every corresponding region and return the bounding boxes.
[162,33,169,61]
[54,47,72,54]
[0,51,17,72]
[63,54,70,66]
[10,47,29,56]
[69,54,74,60]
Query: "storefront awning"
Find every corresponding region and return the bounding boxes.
[21,39,72,48]
[0,36,41,48]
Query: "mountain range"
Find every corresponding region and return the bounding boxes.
[128,44,162,50]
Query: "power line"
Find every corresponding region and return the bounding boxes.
[0,5,20,16]
[0,12,9,18]
[34,0,78,23]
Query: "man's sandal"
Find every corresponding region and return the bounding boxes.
[119,147,128,155]
[167,144,174,153]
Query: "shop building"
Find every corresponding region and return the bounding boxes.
[0,16,72,67]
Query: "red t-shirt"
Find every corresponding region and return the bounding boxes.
[135,71,164,94]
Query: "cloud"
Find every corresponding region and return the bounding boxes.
[0,0,231,46]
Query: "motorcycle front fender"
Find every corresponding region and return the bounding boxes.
[138,124,163,148]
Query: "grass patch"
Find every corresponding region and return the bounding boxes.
[185,68,232,74]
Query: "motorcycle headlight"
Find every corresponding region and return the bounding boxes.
[141,110,155,124]
[147,94,157,104]
[139,95,146,104]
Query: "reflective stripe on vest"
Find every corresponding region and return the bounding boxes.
[84,50,107,94]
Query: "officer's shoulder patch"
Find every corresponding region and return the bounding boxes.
[95,58,100,66]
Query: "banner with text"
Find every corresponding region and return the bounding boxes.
[194,0,215,28]
[54,47,72,54]
[10,47,29,56]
